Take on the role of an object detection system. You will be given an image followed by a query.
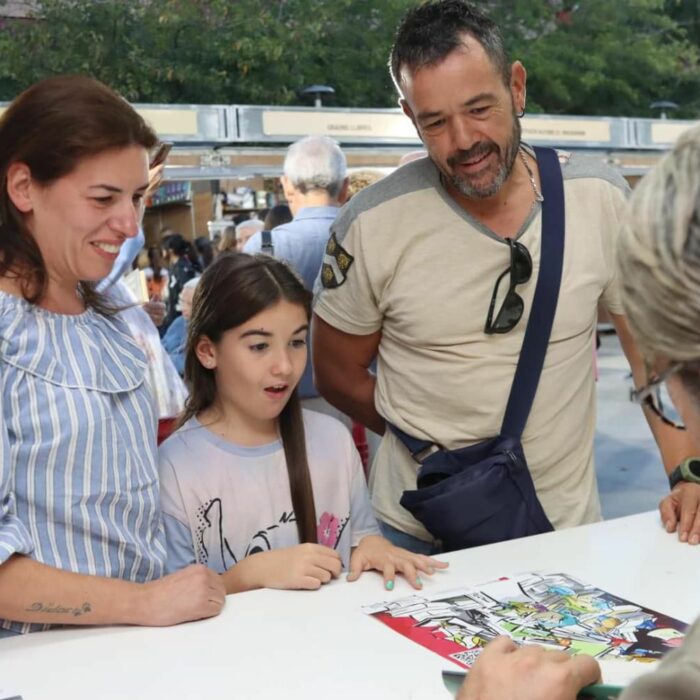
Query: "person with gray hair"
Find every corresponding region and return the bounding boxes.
[619,125,700,546]
[161,275,200,376]
[282,135,348,200]
[244,135,349,404]
[456,123,700,700]
[235,218,264,251]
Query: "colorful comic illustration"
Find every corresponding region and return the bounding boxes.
[362,572,688,670]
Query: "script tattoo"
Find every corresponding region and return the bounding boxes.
[25,601,92,617]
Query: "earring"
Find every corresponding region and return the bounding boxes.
[516,88,526,118]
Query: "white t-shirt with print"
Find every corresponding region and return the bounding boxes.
[158,410,380,573]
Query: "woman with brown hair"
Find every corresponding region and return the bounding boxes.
[0,75,224,637]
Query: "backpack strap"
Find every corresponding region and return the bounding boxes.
[261,230,274,256]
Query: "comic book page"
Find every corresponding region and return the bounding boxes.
[363,572,688,682]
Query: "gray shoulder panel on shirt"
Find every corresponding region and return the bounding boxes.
[560,151,630,194]
[331,151,628,246]
[332,158,437,243]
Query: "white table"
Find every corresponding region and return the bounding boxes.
[1,511,698,700]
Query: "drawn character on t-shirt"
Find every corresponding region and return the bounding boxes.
[317,511,348,548]
[195,498,349,569]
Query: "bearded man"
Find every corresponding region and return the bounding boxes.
[312,0,698,553]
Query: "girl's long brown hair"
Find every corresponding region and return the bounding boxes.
[0,75,158,313]
[181,252,317,544]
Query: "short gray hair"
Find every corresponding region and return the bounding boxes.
[176,276,200,311]
[283,136,347,198]
[618,124,700,364]
[182,276,201,292]
[235,219,264,236]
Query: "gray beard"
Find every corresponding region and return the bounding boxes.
[447,118,522,200]
[448,161,512,199]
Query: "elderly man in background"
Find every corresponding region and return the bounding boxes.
[235,218,264,251]
[244,135,348,405]
[161,276,199,376]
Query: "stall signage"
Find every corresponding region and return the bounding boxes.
[521,118,611,144]
[261,110,417,140]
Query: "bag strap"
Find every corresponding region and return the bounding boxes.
[261,230,274,256]
[387,423,444,464]
[500,146,565,438]
[388,146,565,459]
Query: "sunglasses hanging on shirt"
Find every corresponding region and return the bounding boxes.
[484,237,533,334]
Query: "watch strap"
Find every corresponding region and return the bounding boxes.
[668,457,700,489]
[669,465,684,489]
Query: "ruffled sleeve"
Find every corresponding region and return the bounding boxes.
[0,292,146,393]
[0,361,34,565]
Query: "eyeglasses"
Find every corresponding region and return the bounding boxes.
[630,362,686,430]
[484,238,532,334]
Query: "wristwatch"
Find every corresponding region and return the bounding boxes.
[668,457,700,489]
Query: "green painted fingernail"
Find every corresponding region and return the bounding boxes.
[385,580,394,591]
[416,577,423,586]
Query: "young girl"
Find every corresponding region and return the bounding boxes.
[158,253,447,592]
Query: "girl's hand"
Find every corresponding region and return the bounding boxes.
[347,535,448,590]
[230,544,343,592]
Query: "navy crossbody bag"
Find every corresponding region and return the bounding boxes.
[391,147,564,552]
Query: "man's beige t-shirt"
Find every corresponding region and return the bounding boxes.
[315,152,628,542]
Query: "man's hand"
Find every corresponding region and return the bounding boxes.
[660,482,700,544]
[137,564,225,626]
[347,535,448,590]
[457,636,601,700]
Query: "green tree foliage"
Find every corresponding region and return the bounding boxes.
[0,0,699,117]
[0,0,414,106]
[493,0,700,118]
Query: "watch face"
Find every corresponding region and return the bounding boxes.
[689,459,700,478]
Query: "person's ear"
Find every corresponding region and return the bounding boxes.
[510,61,527,116]
[280,175,296,203]
[338,177,350,205]
[6,162,35,213]
[195,335,218,370]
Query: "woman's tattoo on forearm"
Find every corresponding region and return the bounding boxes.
[25,601,92,617]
